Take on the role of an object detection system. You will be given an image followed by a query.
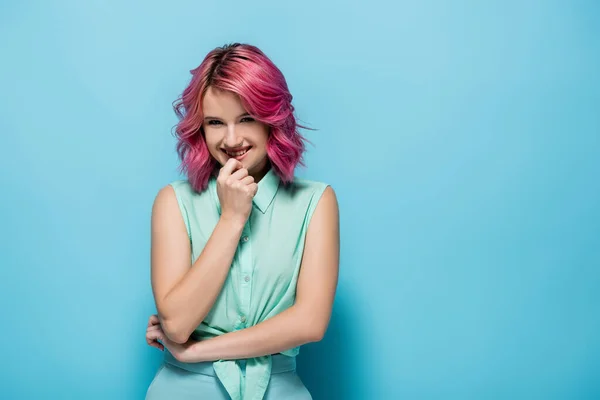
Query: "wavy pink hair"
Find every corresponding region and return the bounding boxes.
[171,43,312,192]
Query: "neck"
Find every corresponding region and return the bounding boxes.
[251,162,271,183]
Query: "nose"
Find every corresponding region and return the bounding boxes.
[223,124,243,147]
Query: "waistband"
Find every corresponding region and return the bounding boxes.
[163,352,296,376]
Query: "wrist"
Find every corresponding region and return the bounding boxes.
[219,213,247,231]
[185,340,207,363]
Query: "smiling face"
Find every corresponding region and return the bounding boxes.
[202,86,270,181]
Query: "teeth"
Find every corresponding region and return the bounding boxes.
[226,149,248,157]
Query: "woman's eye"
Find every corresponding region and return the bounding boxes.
[207,120,222,125]
[241,117,254,123]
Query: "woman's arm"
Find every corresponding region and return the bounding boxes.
[169,186,340,362]
[152,159,255,344]
[151,184,246,344]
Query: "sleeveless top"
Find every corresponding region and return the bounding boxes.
[164,166,329,400]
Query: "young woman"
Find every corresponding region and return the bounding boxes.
[144,43,340,400]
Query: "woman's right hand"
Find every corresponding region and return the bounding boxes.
[216,158,258,225]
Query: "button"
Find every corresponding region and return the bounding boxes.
[240,315,247,323]
[244,275,250,282]
[241,236,249,243]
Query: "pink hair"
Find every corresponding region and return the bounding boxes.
[172,43,312,192]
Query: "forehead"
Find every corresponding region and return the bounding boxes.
[202,87,246,117]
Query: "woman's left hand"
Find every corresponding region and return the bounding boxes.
[146,314,196,362]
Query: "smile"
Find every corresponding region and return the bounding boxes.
[223,147,251,159]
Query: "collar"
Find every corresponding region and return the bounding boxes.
[210,167,280,215]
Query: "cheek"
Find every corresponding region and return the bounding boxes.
[255,126,270,147]
[202,133,221,158]
[204,131,220,149]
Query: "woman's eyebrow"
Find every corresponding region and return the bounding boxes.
[203,112,250,120]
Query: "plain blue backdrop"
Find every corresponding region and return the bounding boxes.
[1,0,599,399]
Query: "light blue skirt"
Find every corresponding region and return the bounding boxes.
[145,354,312,399]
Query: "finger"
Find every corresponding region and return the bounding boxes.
[146,329,161,341]
[146,332,155,345]
[146,325,164,339]
[147,314,159,327]
[249,183,258,197]
[240,176,255,186]
[151,342,164,351]
[149,319,161,328]
[147,325,162,332]
[219,158,243,178]
[146,335,163,349]
[148,338,164,351]
[230,167,249,181]
[146,331,165,350]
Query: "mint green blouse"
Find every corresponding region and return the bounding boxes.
[165,166,329,400]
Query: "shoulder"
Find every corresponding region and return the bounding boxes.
[284,176,332,198]
[152,181,180,216]
[309,183,338,216]
[151,180,196,233]
[283,177,338,217]
[166,179,194,196]
[302,180,339,249]
[152,179,197,216]
[151,181,192,241]
[154,180,185,203]
[155,179,205,206]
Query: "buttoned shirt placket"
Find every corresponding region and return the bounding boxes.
[237,217,253,330]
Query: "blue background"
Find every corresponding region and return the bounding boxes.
[1,0,599,399]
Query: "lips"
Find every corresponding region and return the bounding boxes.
[222,146,251,158]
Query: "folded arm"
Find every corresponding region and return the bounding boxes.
[176,186,340,362]
[151,185,245,344]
